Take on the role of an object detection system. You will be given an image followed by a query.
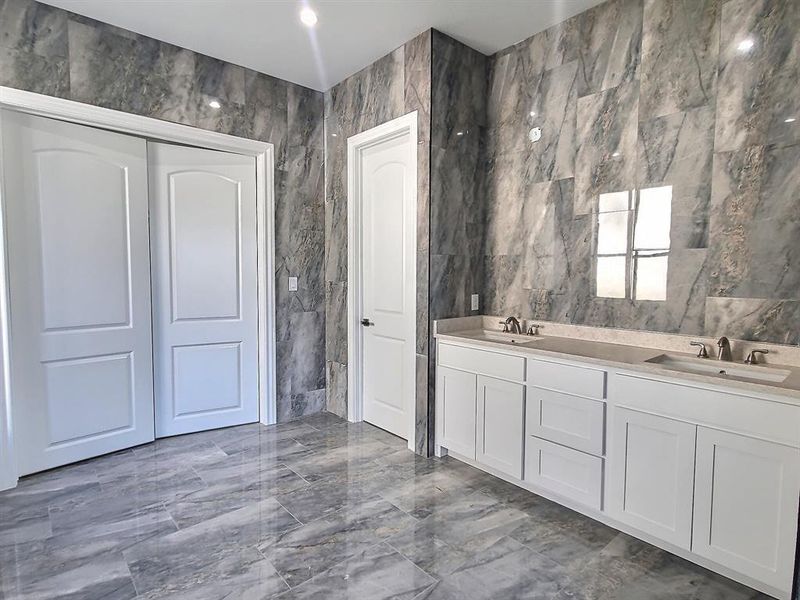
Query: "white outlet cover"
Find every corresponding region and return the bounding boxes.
[288,276,298,292]
[471,294,479,311]
[529,127,542,142]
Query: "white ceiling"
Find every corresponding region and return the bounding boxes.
[43,0,605,92]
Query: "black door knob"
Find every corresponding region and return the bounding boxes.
[361,318,373,326]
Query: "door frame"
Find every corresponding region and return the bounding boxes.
[346,111,417,452]
[0,86,277,490]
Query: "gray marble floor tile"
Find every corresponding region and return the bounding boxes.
[378,465,487,520]
[275,477,379,524]
[124,497,299,596]
[48,490,177,552]
[0,416,772,599]
[422,536,571,600]
[168,462,309,529]
[258,497,416,588]
[386,518,474,579]
[0,540,136,600]
[276,542,435,599]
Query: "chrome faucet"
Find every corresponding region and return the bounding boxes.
[500,316,522,334]
[717,337,732,361]
[745,349,769,365]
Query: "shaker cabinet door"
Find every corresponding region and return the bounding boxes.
[437,366,477,459]
[608,408,696,549]
[692,427,800,595]
[476,375,525,479]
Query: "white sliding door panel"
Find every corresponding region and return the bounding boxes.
[359,131,415,440]
[2,110,155,475]
[149,142,258,436]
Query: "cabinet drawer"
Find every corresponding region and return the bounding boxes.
[527,388,605,455]
[525,436,603,510]
[439,343,525,382]
[528,358,606,399]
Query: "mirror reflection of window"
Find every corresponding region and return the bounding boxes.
[633,186,671,301]
[594,186,672,301]
[596,191,630,298]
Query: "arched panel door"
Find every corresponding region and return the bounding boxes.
[148,142,259,437]
[2,110,155,474]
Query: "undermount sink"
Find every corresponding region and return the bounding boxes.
[466,330,542,347]
[645,354,791,384]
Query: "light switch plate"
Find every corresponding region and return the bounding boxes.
[471,294,479,311]
[288,276,298,292]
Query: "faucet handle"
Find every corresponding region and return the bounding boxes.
[745,349,769,365]
[690,341,708,358]
[527,324,541,336]
[499,320,509,333]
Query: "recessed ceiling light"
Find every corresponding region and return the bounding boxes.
[208,99,221,109]
[785,117,797,123]
[300,7,318,27]
[612,151,621,158]
[456,131,464,136]
[529,111,536,117]
[737,38,754,53]
[331,133,338,137]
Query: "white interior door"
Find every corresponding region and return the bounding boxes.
[148,142,259,437]
[1,110,155,475]
[360,131,415,440]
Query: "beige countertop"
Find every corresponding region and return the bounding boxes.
[435,320,800,404]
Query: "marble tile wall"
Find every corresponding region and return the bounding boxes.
[323,31,433,452]
[484,0,800,345]
[0,0,326,420]
[428,31,488,453]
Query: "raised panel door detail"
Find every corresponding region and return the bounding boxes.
[172,343,242,417]
[170,172,241,322]
[437,366,477,459]
[477,375,525,479]
[364,335,405,420]
[608,408,696,549]
[692,428,800,594]
[44,353,134,445]
[367,161,405,315]
[37,151,131,331]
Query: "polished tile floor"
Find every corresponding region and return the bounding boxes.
[0,413,770,599]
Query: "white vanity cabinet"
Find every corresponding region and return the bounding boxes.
[609,373,800,598]
[435,332,800,599]
[476,375,525,478]
[435,343,526,477]
[607,407,697,549]
[692,427,800,591]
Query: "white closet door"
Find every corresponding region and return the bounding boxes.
[148,142,259,437]
[2,110,155,475]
